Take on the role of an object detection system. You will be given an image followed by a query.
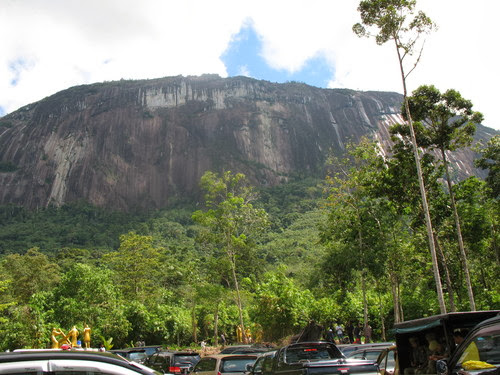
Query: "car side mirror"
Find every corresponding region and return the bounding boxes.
[436,359,448,375]
[246,364,253,372]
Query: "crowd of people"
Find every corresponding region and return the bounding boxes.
[324,322,373,344]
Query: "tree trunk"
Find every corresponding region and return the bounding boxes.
[192,300,198,343]
[434,232,456,312]
[230,251,247,343]
[390,272,401,323]
[397,282,404,322]
[377,289,386,341]
[361,270,368,332]
[214,302,219,346]
[441,148,476,310]
[394,38,446,314]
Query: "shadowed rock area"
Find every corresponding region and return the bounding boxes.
[0,75,495,211]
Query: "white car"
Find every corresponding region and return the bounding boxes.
[0,350,162,374]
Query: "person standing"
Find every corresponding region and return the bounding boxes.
[364,323,372,343]
[221,333,227,348]
[325,328,334,342]
[336,324,344,342]
[346,322,354,343]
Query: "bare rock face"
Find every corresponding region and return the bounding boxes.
[0,75,493,211]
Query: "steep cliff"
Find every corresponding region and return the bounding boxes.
[0,75,494,211]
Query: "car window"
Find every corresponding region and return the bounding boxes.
[262,355,274,372]
[364,351,382,360]
[128,352,147,363]
[253,356,265,372]
[286,346,339,363]
[458,325,500,366]
[152,353,166,365]
[194,357,217,372]
[174,354,201,366]
[221,357,257,373]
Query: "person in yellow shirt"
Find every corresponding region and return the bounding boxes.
[454,330,480,363]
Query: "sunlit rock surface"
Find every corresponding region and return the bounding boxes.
[0,75,494,211]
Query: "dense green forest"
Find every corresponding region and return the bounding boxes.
[0,129,498,350]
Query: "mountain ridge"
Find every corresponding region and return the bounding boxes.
[0,75,496,211]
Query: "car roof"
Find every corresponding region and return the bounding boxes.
[392,310,500,333]
[202,354,259,359]
[155,350,200,355]
[0,350,157,374]
[111,348,147,353]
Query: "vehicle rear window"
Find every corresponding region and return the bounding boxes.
[221,357,257,372]
[286,345,342,363]
[174,354,201,366]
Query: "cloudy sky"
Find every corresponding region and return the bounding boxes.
[1,0,498,130]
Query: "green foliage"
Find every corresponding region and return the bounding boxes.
[0,202,140,254]
[104,232,163,302]
[1,247,60,304]
[0,161,17,172]
[0,143,498,350]
[475,135,500,198]
[250,269,313,342]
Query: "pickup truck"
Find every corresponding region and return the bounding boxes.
[248,341,379,375]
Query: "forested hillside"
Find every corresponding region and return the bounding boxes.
[0,133,498,350]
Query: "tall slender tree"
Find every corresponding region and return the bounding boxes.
[405,85,483,310]
[192,171,269,343]
[353,0,446,313]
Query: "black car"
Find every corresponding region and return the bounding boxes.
[145,350,201,374]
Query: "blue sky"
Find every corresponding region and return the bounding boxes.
[0,0,498,129]
[221,25,334,88]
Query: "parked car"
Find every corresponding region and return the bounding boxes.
[110,347,149,364]
[145,350,201,374]
[436,314,500,375]
[0,350,161,374]
[257,341,379,375]
[191,354,259,375]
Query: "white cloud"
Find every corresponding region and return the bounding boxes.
[0,0,498,130]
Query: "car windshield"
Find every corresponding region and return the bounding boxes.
[221,357,256,373]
